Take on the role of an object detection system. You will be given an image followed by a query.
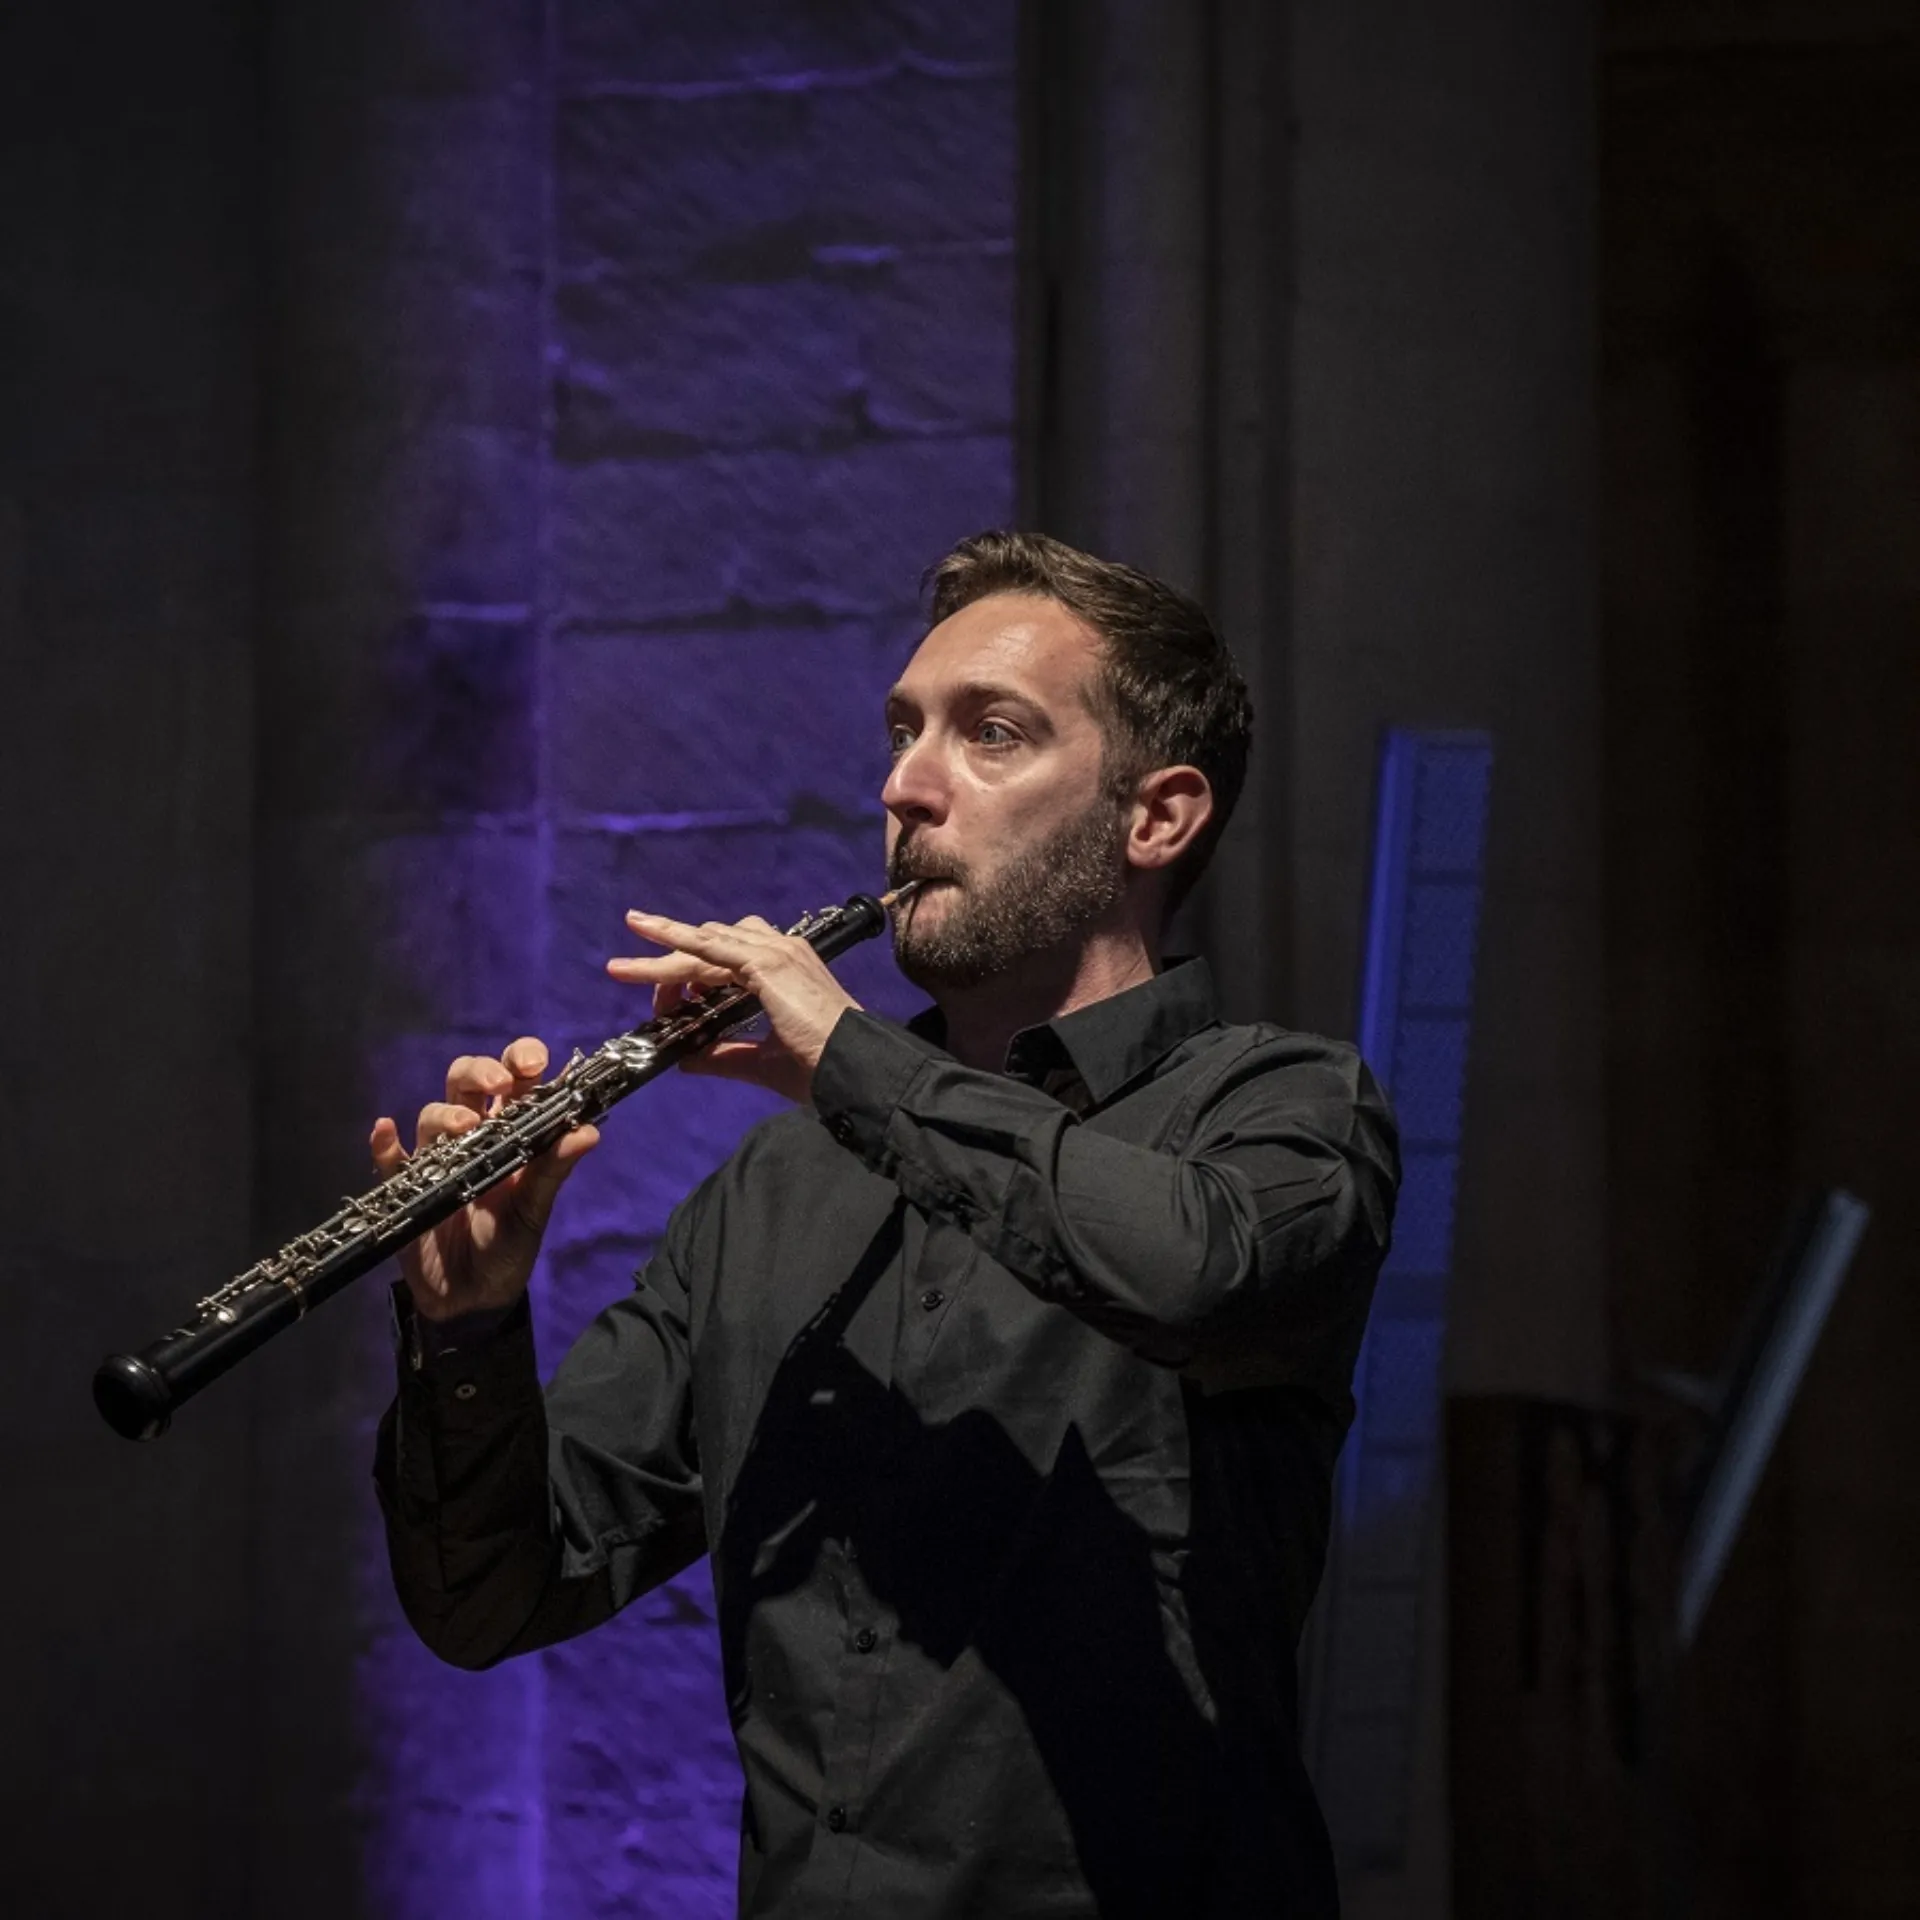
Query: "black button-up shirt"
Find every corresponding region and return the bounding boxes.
[376,959,1399,1918]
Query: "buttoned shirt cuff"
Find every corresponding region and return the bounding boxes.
[389,1282,540,1421]
[812,1009,934,1170]
[377,1285,550,1600]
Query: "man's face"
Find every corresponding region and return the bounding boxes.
[882,593,1130,989]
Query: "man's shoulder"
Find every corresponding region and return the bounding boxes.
[1184,1019,1392,1129]
[692,1097,878,1207]
[714,1102,837,1177]
[660,1105,890,1282]
[1194,1017,1372,1083]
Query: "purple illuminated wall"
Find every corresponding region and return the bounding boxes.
[349,7,1018,1914]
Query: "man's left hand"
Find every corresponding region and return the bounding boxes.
[608,911,860,1106]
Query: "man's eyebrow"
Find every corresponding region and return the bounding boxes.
[884,681,1054,729]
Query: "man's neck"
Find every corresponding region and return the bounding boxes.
[932,924,1161,1071]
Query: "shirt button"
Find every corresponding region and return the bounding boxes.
[452,1381,478,1401]
[826,1805,848,1833]
[854,1627,878,1653]
[919,1288,945,1313]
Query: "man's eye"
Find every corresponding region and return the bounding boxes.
[976,720,1019,748]
[887,725,916,757]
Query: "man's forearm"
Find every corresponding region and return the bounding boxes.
[811,1011,1397,1365]
[375,1289,589,1669]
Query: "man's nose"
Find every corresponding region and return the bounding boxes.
[881,733,948,825]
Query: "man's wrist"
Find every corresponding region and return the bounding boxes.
[813,1009,935,1165]
[391,1284,528,1372]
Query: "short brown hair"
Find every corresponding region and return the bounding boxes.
[923,530,1253,913]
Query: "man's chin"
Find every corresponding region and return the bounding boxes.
[894,944,986,993]
[890,889,978,989]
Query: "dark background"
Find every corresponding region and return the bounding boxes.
[1,1,1913,1914]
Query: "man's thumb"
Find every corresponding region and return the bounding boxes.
[513,1126,599,1228]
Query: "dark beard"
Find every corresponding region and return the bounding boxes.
[888,799,1129,991]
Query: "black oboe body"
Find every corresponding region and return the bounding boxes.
[93,888,907,1440]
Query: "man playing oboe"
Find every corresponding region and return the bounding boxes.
[372,531,1399,1919]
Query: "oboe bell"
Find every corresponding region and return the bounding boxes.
[92,886,917,1441]
[95,1352,176,1443]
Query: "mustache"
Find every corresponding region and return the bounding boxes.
[887,837,968,890]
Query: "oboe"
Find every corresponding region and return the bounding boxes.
[93,884,916,1441]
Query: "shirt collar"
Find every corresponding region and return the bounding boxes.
[904,956,1222,1109]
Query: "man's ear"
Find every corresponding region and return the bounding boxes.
[1125,765,1214,874]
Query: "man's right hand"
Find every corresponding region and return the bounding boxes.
[368,1037,599,1324]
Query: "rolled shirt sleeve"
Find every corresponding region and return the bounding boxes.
[811,1007,1399,1372]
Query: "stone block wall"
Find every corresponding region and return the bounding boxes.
[282,4,1024,1915]
[250,3,555,1910]
[2,0,1016,1911]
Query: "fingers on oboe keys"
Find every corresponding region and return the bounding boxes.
[503,1036,548,1094]
[369,1115,407,1176]
[415,1038,554,1147]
